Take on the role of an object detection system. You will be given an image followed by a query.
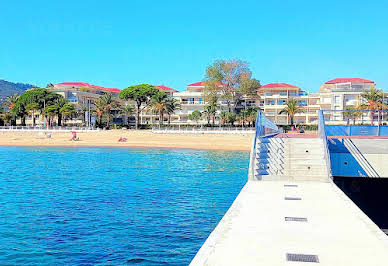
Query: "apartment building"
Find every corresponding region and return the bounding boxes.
[172,81,229,124]
[318,78,376,122]
[50,82,122,126]
[46,78,384,126]
[257,83,320,125]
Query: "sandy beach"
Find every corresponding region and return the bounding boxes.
[0,130,254,151]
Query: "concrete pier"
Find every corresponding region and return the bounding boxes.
[190,179,388,265]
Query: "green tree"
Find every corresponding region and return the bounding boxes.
[121,104,135,126]
[203,98,218,127]
[279,98,304,126]
[3,94,18,125]
[13,88,62,126]
[54,97,68,126]
[149,92,169,126]
[165,98,180,125]
[220,111,229,126]
[76,102,89,126]
[60,103,76,126]
[228,112,237,126]
[360,87,384,125]
[26,102,40,126]
[96,93,121,128]
[188,110,202,125]
[343,107,361,125]
[119,84,160,129]
[205,59,260,112]
[43,105,59,126]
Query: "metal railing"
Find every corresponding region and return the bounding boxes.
[318,110,333,179]
[249,110,279,180]
[152,125,256,134]
[321,109,388,136]
[0,126,99,132]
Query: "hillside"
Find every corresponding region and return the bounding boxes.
[0,79,37,102]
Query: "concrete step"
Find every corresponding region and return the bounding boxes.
[282,169,328,176]
[259,174,330,182]
[283,164,327,171]
[280,138,322,143]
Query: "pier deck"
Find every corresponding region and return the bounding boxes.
[190,179,388,265]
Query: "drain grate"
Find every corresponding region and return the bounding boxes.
[285,217,308,222]
[285,197,302,200]
[286,253,319,263]
[284,184,298,187]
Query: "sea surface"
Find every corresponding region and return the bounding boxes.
[0,147,249,265]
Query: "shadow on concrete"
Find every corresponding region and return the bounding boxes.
[334,176,388,230]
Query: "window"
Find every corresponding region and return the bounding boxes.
[334,96,340,104]
[198,98,203,104]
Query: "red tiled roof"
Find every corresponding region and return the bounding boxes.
[187,81,226,86]
[58,82,90,87]
[155,85,178,92]
[261,83,299,88]
[57,82,121,92]
[325,78,374,84]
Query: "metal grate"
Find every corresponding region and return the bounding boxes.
[284,184,298,187]
[285,217,308,222]
[284,197,302,200]
[286,253,319,263]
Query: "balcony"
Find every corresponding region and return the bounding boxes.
[181,101,204,105]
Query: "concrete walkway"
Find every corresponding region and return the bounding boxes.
[190,180,388,265]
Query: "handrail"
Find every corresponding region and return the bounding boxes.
[249,110,279,180]
[318,110,333,179]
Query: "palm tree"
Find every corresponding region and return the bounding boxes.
[26,102,40,126]
[121,104,134,126]
[204,99,218,127]
[54,97,68,126]
[43,105,59,127]
[246,107,258,127]
[220,111,229,126]
[202,105,212,125]
[60,104,76,126]
[96,93,121,128]
[76,102,89,126]
[149,92,169,126]
[343,106,362,125]
[361,87,383,125]
[279,98,304,126]
[94,100,105,127]
[165,98,180,124]
[1,112,13,126]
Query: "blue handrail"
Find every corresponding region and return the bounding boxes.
[250,110,279,180]
[318,110,333,179]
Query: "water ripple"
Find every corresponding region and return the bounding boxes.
[0,146,248,265]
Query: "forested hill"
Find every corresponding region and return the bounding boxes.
[0,79,37,102]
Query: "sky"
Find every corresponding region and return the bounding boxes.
[0,0,387,92]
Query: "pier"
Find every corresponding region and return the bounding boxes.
[190,111,388,265]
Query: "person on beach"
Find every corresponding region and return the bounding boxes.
[70,131,79,141]
[118,137,127,142]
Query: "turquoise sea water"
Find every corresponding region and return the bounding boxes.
[0,147,249,265]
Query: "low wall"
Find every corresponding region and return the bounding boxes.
[329,139,388,178]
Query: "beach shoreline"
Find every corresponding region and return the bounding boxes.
[0,130,254,151]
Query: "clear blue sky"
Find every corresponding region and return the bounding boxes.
[1,0,387,92]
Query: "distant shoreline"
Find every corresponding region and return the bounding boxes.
[0,130,253,152]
